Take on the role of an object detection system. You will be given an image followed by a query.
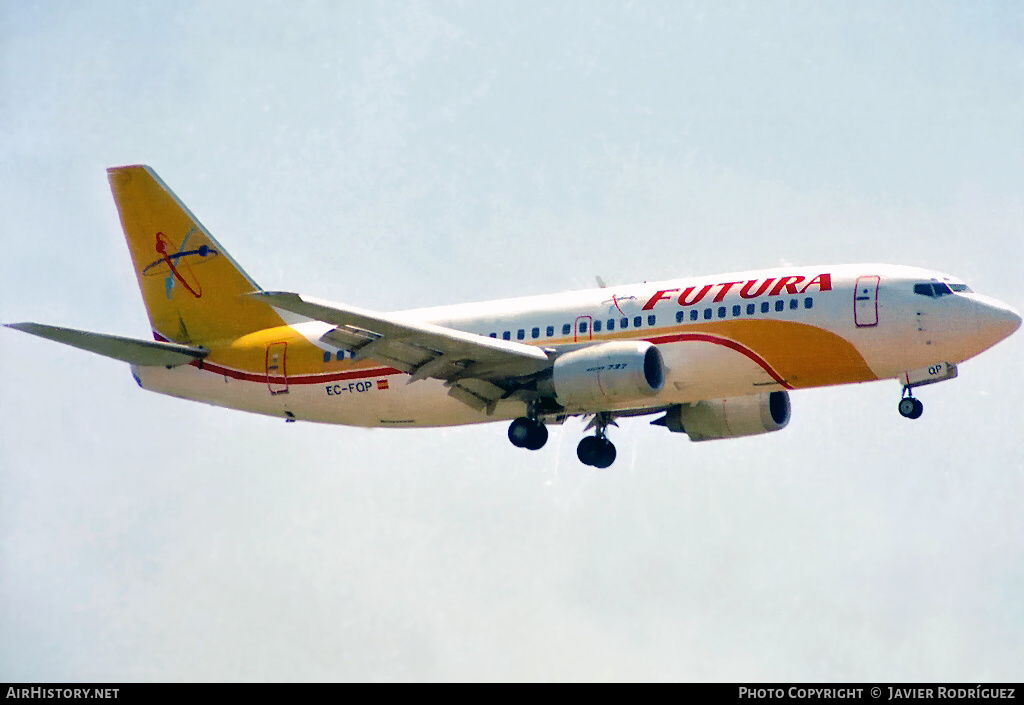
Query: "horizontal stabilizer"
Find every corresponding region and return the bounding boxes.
[4,322,208,367]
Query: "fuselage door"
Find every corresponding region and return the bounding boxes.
[266,342,289,394]
[574,315,593,343]
[854,275,880,327]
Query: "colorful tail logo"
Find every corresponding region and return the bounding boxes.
[141,229,219,299]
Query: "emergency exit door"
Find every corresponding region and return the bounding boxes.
[854,276,879,327]
[266,342,289,394]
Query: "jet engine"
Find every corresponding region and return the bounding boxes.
[551,341,665,411]
[658,390,790,441]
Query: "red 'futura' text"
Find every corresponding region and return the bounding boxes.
[642,273,832,311]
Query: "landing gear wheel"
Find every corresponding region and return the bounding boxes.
[898,397,924,419]
[577,436,601,466]
[508,418,532,447]
[592,438,616,469]
[577,436,616,468]
[508,417,548,450]
[524,421,548,450]
[577,411,618,467]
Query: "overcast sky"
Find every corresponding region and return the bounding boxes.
[1,0,1022,681]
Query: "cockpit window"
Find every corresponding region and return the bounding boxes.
[948,283,972,293]
[914,282,954,298]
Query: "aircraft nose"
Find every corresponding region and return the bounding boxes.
[979,298,1021,342]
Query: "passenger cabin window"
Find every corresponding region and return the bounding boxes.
[717,306,726,318]
[746,303,755,315]
[546,326,554,337]
[503,331,511,340]
[594,320,602,332]
[531,327,540,339]
[761,302,770,313]
[676,311,685,323]
[633,316,642,328]
[647,314,656,326]
[489,333,497,338]
[789,298,798,310]
[337,350,345,361]
[607,319,615,331]
[517,329,525,340]
[690,310,699,321]
[804,298,813,309]
[579,321,588,333]
[732,305,741,317]
[323,351,331,363]
[703,308,713,320]
[775,300,785,312]
[562,324,571,335]
[620,317,629,329]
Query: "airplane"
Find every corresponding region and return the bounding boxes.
[5,165,1021,468]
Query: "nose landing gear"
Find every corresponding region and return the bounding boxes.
[898,388,924,419]
[577,412,617,468]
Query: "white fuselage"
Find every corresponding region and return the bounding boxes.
[133,263,1021,427]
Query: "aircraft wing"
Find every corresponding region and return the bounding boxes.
[4,322,208,367]
[253,291,553,412]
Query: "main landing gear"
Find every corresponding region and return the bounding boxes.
[577,412,617,468]
[508,416,548,450]
[898,387,924,419]
[508,409,618,468]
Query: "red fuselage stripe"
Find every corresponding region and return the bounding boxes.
[192,358,403,384]
[161,330,791,390]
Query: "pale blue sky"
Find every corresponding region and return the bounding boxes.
[1,0,1022,681]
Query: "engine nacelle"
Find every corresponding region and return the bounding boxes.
[661,391,790,441]
[551,341,665,411]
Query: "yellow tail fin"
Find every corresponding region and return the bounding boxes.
[108,165,285,345]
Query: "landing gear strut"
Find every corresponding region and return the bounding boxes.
[898,387,924,419]
[508,416,548,450]
[577,412,617,468]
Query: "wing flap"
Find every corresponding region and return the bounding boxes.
[320,326,375,349]
[446,378,507,414]
[5,322,208,367]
